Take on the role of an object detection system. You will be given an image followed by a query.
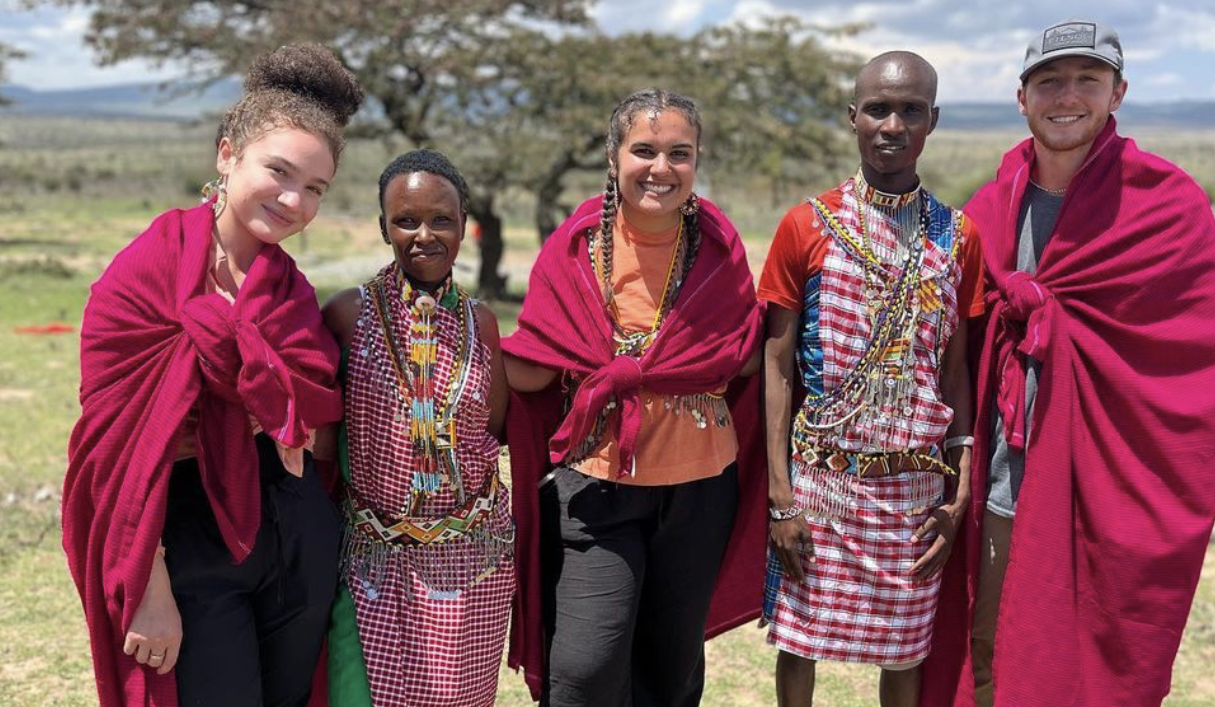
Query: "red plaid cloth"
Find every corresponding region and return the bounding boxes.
[767,469,944,664]
[343,266,514,707]
[817,180,964,451]
[764,181,968,664]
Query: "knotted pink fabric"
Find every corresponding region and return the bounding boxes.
[503,195,762,474]
[923,117,1215,707]
[991,270,1055,452]
[62,203,342,707]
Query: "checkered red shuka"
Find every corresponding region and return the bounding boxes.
[767,182,963,665]
[344,270,514,707]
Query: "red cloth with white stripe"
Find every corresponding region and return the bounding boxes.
[342,267,513,707]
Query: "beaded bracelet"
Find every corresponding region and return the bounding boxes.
[769,505,804,522]
[943,436,975,451]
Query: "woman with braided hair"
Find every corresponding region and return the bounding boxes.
[62,44,363,707]
[502,88,768,707]
[317,148,513,707]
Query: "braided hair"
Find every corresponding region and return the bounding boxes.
[596,88,704,307]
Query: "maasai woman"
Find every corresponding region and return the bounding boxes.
[62,45,363,707]
[318,149,513,707]
[503,89,767,707]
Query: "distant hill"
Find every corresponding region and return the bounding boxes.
[4,80,1215,132]
[938,100,1215,131]
[0,79,241,120]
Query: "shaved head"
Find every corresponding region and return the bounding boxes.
[854,51,938,106]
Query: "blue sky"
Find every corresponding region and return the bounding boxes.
[3,0,1215,103]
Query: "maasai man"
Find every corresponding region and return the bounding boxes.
[922,19,1215,707]
[759,51,984,707]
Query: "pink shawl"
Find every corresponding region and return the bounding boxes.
[502,195,768,698]
[62,203,342,707]
[922,117,1215,707]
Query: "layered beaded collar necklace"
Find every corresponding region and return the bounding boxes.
[798,175,931,447]
[367,265,473,513]
[853,169,922,209]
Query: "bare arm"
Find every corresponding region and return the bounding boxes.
[764,304,809,581]
[739,343,762,378]
[504,353,560,393]
[475,303,509,441]
[314,288,361,464]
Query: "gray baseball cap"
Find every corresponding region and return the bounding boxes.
[1021,20,1123,82]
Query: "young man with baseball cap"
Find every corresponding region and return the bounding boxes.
[921,19,1215,707]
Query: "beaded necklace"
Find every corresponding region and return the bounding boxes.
[367,266,474,514]
[590,217,687,357]
[795,181,928,450]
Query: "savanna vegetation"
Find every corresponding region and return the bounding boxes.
[1,112,1214,705]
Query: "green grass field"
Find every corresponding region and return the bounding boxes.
[2,116,1213,706]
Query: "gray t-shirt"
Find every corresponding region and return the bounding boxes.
[987,183,1063,518]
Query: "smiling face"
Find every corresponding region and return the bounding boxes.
[1019,56,1126,158]
[380,171,465,289]
[215,126,335,246]
[849,56,939,193]
[611,109,698,231]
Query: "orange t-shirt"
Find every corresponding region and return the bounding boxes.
[572,215,738,485]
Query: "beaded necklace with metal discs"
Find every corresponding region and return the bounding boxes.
[369,266,473,515]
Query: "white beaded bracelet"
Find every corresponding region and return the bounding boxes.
[943,435,975,451]
[769,505,804,521]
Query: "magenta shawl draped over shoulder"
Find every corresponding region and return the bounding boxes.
[503,195,768,699]
[923,117,1215,707]
[62,203,342,707]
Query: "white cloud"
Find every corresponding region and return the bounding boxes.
[667,0,708,25]
[1143,72,1183,88]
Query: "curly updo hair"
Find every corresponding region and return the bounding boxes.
[218,43,364,164]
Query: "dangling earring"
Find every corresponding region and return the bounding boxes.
[202,176,228,219]
[679,192,700,216]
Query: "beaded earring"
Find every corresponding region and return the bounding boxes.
[201,176,228,219]
[679,192,700,216]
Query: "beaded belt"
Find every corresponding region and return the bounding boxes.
[792,444,955,477]
[346,473,499,546]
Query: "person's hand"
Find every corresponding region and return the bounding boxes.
[122,552,182,675]
[909,501,965,581]
[770,516,811,583]
[277,441,305,477]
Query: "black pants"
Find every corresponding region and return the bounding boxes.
[540,463,738,707]
[163,434,341,707]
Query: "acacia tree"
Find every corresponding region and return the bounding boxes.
[40,0,859,295]
[47,0,592,297]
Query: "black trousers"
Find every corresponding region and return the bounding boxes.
[540,463,738,707]
[163,434,341,707]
